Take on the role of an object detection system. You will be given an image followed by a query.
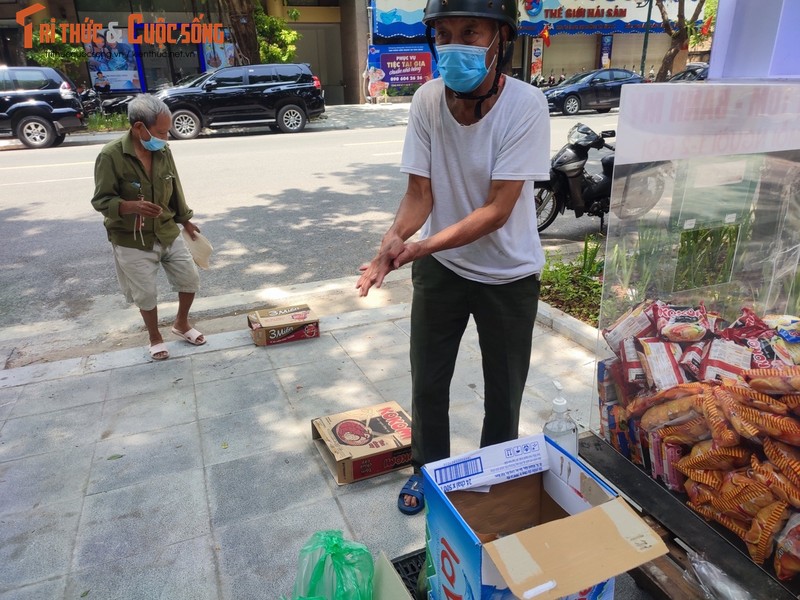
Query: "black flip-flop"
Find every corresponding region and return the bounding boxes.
[398,473,424,515]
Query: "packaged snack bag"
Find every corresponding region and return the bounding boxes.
[698,338,753,383]
[774,513,800,580]
[602,300,657,355]
[652,303,710,343]
[637,337,690,391]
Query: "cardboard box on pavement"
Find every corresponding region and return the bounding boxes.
[422,434,668,600]
[312,401,412,485]
[247,304,319,346]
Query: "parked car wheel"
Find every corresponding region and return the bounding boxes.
[16,115,57,148]
[170,109,201,140]
[277,104,306,133]
[535,188,559,232]
[562,95,581,116]
[51,133,67,147]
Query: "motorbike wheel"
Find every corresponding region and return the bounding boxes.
[535,188,559,232]
[562,95,581,116]
[613,172,666,219]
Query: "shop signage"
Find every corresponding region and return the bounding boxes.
[16,3,224,48]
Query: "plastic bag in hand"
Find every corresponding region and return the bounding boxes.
[283,530,373,600]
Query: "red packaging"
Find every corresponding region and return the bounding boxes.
[720,307,776,343]
[620,337,648,386]
[699,338,753,383]
[602,300,657,356]
[652,303,710,343]
[743,336,794,370]
[679,341,708,379]
[637,337,690,390]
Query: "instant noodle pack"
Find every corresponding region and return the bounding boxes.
[598,300,800,580]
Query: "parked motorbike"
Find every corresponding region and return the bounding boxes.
[79,88,103,116]
[534,123,666,232]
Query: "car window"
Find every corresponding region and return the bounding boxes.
[275,65,301,82]
[212,68,245,87]
[593,71,612,83]
[611,69,632,81]
[0,71,13,92]
[248,66,276,84]
[10,69,52,90]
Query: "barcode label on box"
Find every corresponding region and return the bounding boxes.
[434,457,484,486]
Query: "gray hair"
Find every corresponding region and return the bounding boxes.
[128,94,171,127]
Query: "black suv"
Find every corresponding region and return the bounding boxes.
[0,66,87,148]
[156,63,325,139]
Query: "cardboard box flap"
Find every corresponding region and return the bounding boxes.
[483,497,668,600]
[311,419,355,461]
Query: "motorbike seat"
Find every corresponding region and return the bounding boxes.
[601,153,615,177]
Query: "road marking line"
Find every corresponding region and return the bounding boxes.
[373,152,403,156]
[0,176,93,186]
[0,161,94,170]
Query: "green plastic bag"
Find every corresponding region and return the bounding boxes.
[282,530,373,600]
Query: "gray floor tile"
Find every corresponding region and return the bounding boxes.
[194,369,287,420]
[88,422,203,495]
[0,499,82,589]
[349,344,410,382]
[265,333,348,369]
[276,357,380,408]
[66,536,218,600]
[12,371,110,418]
[99,386,197,440]
[0,386,22,427]
[73,469,210,570]
[373,374,412,413]
[0,403,103,462]
[0,445,94,516]
[288,388,388,425]
[190,345,273,385]
[335,471,426,561]
[215,497,350,600]
[106,358,194,401]
[199,403,302,466]
[206,446,332,528]
[332,322,410,356]
[0,578,66,599]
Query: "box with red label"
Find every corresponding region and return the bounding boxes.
[311,401,412,485]
[247,304,319,346]
[422,435,667,600]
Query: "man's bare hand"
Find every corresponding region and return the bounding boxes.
[392,241,423,270]
[121,199,162,218]
[356,236,404,297]
[182,220,200,240]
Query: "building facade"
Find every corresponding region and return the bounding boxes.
[2,0,698,105]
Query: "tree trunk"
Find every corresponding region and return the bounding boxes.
[219,0,260,65]
[658,32,686,81]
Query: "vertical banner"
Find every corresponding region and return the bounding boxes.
[530,37,544,79]
[599,34,613,69]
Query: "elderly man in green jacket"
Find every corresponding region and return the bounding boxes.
[91,94,204,361]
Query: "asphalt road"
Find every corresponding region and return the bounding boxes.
[0,109,617,342]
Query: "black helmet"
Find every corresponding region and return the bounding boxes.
[423,0,519,40]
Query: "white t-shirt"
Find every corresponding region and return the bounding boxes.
[401,76,550,284]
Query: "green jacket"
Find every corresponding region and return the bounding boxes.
[91,131,194,250]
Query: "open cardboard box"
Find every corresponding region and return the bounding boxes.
[247,304,319,346]
[312,401,412,484]
[422,434,668,600]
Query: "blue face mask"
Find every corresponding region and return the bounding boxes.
[436,32,498,93]
[141,124,167,151]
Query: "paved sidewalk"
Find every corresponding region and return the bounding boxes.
[0,280,623,599]
[0,103,411,151]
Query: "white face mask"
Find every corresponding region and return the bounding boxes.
[141,124,167,151]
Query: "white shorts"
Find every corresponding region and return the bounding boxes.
[112,236,200,311]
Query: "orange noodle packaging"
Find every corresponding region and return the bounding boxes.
[763,438,800,488]
[676,439,751,471]
[744,365,800,395]
[703,389,740,447]
[749,456,800,509]
[745,501,789,564]
[626,382,705,418]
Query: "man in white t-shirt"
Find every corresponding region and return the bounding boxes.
[356,0,550,515]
